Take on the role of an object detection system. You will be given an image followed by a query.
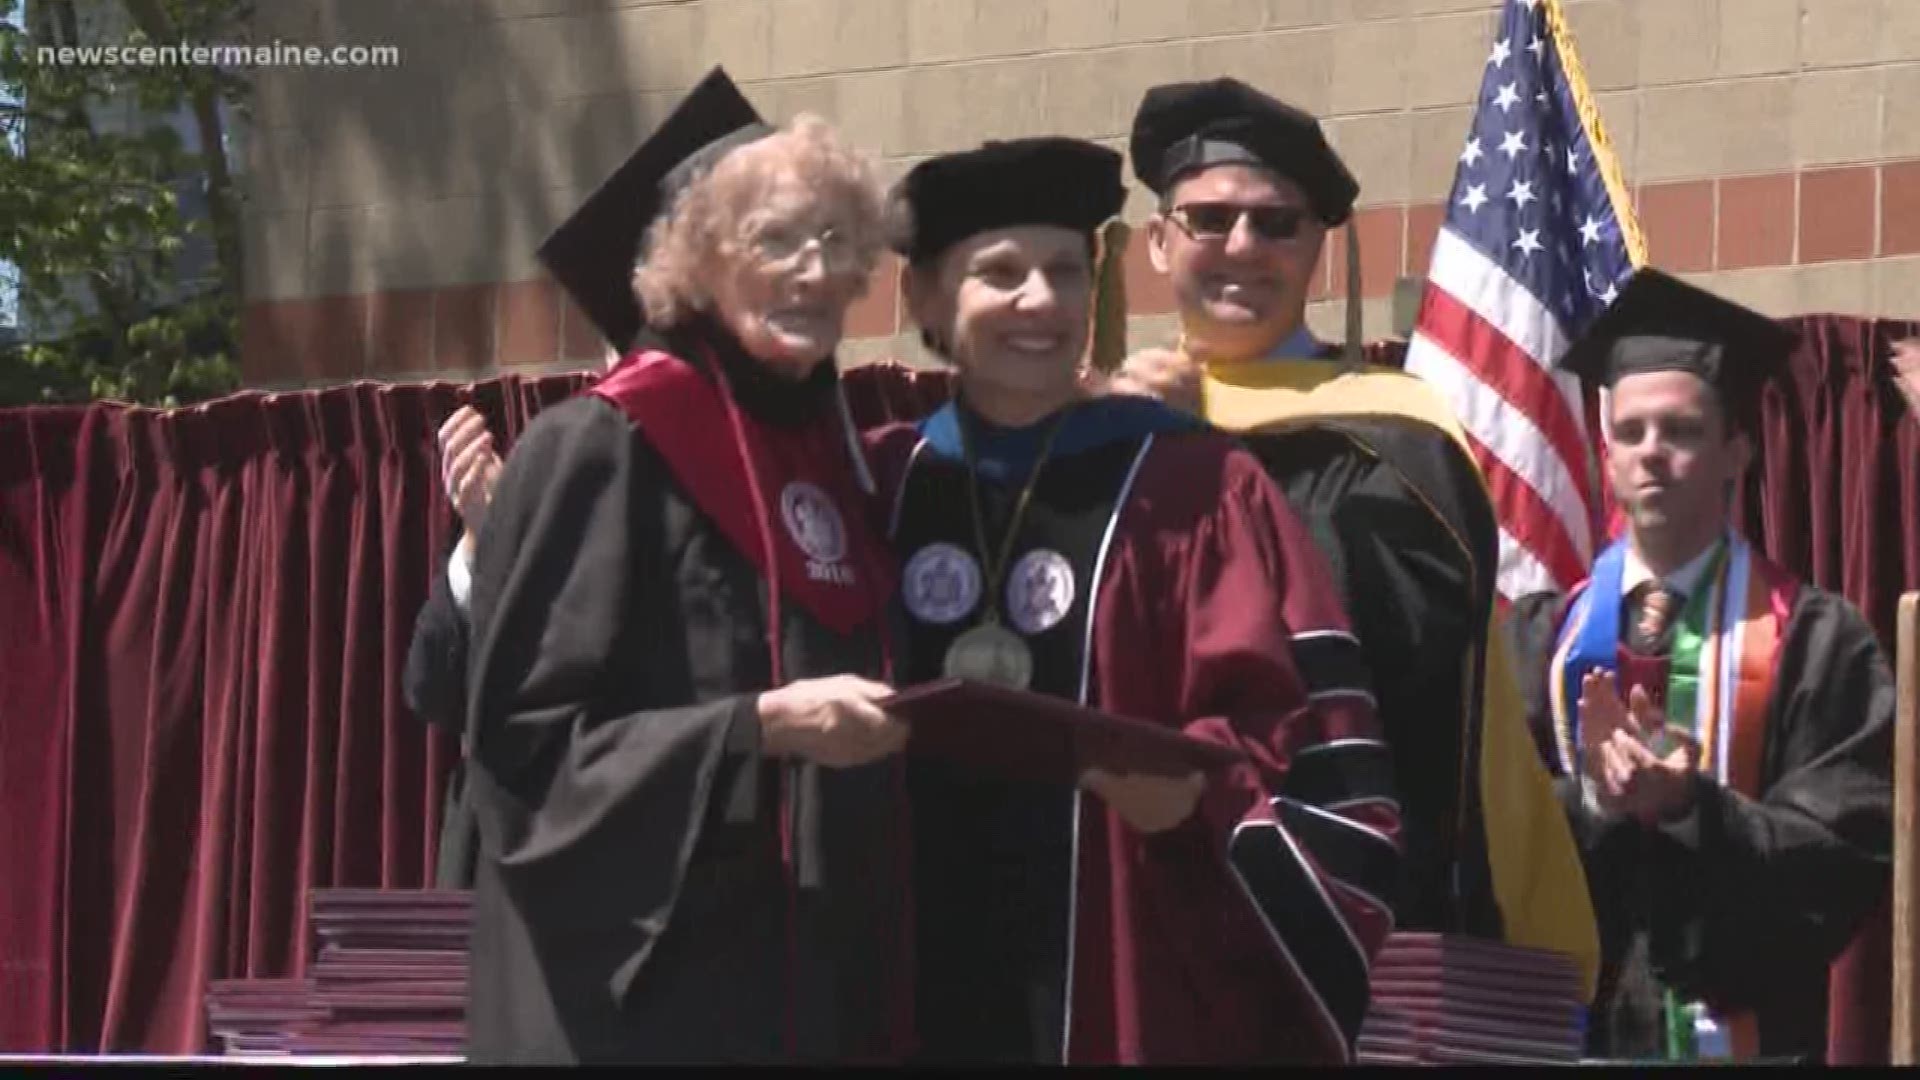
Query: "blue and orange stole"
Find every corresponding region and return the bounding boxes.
[1546,534,1798,1059]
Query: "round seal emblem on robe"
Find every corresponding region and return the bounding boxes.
[903,542,981,625]
[1006,548,1075,635]
[779,481,847,565]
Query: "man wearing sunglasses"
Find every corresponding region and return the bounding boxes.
[1132,187,1328,384]
[1113,78,1600,999]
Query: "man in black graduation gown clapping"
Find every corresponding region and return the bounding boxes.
[1508,269,1894,1062]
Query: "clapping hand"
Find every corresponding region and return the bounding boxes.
[1578,671,1700,826]
[1891,338,1920,419]
[439,406,503,536]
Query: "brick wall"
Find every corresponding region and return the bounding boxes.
[240,0,1920,388]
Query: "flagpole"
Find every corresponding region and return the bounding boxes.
[1542,0,1647,268]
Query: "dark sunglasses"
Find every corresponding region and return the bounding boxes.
[1167,202,1313,243]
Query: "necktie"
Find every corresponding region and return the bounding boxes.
[1631,582,1681,655]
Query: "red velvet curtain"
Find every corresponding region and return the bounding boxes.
[0,374,586,1054]
[1741,315,1920,1067]
[0,319,1913,1057]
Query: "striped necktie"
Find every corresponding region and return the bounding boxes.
[1628,581,1681,655]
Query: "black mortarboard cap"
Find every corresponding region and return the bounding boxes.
[889,137,1126,265]
[537,66,771,352]
[1128,77,1358,226]
[1558,268,1795,427]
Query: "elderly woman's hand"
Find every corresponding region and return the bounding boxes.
[757,674,909,768]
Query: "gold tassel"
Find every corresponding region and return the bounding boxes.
[1088,217,1132,375]
[1342,217,1364,373]
[1543,0,1647,266]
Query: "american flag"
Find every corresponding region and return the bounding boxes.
[1403,0,1643,602]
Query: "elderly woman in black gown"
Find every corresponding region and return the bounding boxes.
[458,69,912,1065]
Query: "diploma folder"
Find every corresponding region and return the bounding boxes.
[879,677,1243,785]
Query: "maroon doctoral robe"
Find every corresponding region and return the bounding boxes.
[868,399,1401,1065]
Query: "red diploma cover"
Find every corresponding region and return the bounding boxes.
[879,677,1244,786]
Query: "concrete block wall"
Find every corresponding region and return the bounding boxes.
[238,0,1920,387]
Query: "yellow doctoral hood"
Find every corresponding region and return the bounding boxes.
[1199,353,1602,1004]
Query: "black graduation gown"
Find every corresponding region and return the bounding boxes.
[1509,581,1895,1061]
[460,328,911,1065]
[400,552,480,889]
[1197,356,1599,987]
[1245,408,1503,938]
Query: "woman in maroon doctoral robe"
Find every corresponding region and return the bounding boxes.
[461,70,912,1064]
[864,136,1403,1064]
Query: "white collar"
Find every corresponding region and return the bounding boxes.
[1622,537,1724,600]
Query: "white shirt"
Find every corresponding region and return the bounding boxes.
[447,545,474,612]
[1620,538,1723,604]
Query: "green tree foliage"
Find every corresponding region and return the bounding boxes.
[0,0,250,407]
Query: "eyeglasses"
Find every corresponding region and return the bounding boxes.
[743,223,858,271]
[1166,202,1313,243]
